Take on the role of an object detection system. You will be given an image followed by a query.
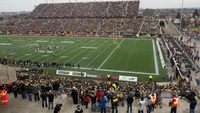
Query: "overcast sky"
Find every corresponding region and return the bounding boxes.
[0,0,199,12]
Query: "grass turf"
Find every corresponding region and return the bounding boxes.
[0,35,168,82]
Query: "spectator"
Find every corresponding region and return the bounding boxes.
[26,84,33,101]
[83,93,90,109]
[12,85,18,98]
[48,90,54,109]
[33,83,40,101]
[111,94,119,113]
[189,97,197,113]
[54,104,62,113]
[146,96,153,113]
[90,92,97,111]
[20,82,26,99]
[40,91,48,108]
[138,97,145,113]
[71,87,78,104]
[99,96,107,113]
[126,93,134,113]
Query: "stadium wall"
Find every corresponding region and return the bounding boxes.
[0,65,17,84]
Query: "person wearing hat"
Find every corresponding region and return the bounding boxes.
[75,105,83,113]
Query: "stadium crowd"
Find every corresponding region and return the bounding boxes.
[0,70,199,113]
[0,1,160,36]
[30,1,139,18]
[0,57,79,70]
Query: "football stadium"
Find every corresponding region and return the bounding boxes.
[0,0,167,82]
[0,0,200,113]
[0,35,167,81]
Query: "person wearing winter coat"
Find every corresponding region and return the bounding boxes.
[138,97,145,113]
[83,94,90,109]
[90,92,97,111]
[40,91,48,108]
[32,84,40,101]
[189,97,197,113]
[99,96,107,113]
[126,93,134,113]
[54,104,62,113]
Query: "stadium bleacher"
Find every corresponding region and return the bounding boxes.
[0,1,159,36]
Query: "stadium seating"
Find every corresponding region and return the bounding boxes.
[0,1,160,36]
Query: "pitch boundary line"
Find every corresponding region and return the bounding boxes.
[72,67,157,75]
[98,39,124,69]
[66,36,151,40]
[152,40,159,75]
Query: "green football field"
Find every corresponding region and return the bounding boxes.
[0,35,167,81]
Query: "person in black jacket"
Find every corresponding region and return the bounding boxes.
[111,94,119,113]
[54,104,62,113]
[126,93,134,113]
[71,87,78,104]
[90,92,97,111]
[32,84,40,101]
[48,90,54,109]
[12,85,18,98]
[20,82,26,99]
[189,97,197,113]
[26,84,33,101]
[40,91,48,108]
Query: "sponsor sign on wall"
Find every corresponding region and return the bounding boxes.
[56,70,87,77]
[119,75,137,82]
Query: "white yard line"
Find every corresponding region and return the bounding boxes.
[152,40,159,75]
[98,39,125,69]
[64,39,101,63]
[72,67,157,75]
[74,40,108,65]
[86,42,114,67]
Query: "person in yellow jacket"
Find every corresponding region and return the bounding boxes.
[117,92,124,106]
[111,94,119,113]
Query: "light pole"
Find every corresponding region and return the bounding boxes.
[180,0,184,31]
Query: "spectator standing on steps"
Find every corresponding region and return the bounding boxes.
[126,93,134,113]
[99,95,107,113]
[40,91,48,108]
[48,90,54,109]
